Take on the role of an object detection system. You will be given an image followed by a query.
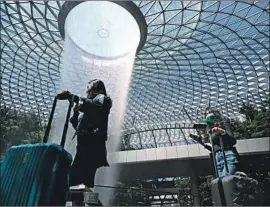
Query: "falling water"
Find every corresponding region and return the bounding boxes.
[48,33,137,206]
[47,2,140,204]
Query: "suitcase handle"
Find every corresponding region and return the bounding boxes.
[43,95,74,147]
[218,135,229,174]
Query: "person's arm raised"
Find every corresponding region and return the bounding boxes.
[74,94,105,113]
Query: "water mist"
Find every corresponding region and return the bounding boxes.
[48,1,141,205]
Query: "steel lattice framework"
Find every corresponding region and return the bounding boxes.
[1,1,269,149]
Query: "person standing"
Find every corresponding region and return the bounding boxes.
[204,107,239,177]
[58,79,112,189]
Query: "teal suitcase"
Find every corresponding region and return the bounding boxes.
[0,96,73,206]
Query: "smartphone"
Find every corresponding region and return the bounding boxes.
[193,123,207,129]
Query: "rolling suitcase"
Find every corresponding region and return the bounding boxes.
[0,95,73,206]
[210,134,262,206]
[211,172,262,206]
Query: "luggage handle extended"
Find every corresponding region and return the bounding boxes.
[219,134,229,174]
[209,131,230,178]
[43,95,74,147]
[208,132,219,178]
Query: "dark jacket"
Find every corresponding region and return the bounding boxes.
[205,120,238,154]
[68,94,112,187]
[70,94,112,141]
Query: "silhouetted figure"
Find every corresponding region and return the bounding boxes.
[58,79,112,189]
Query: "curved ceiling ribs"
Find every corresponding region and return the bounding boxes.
[1,1,269,149]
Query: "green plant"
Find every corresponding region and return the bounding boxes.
[231,96,270,139]
[0,105,45,159]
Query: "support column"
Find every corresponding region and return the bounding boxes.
[190,169,201,206]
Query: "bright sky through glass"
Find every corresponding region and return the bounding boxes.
[1,1,269,143]
[65,1,141,59]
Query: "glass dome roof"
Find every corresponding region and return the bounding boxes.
[1,1,269,149]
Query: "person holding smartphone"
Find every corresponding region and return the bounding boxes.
[191,107,239,177]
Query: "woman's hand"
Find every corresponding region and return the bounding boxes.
[212,127,226,135]
[57,91,79,104]
[73,103,81,111]
[57,90,72,100]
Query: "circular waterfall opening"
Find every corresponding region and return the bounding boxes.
[54,1,145,206]
[64,1,141,59]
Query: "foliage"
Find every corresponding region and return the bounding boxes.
[110,181,151,206]
[198,176,214,206]
[174,177,193,206]
[243,154,270,206]
[0,105,45,159]
[230,96,270,139]
[175,176,214,206]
